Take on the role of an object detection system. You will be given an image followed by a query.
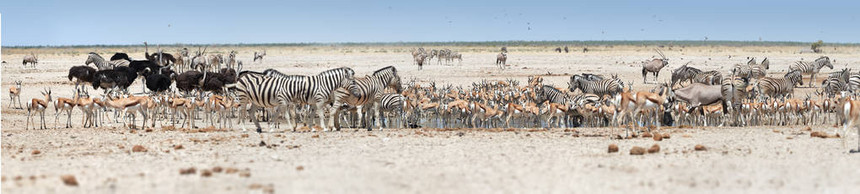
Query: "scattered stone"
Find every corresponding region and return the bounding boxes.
[652,133,663,141]
[630,146,646,155]
[682,134,692,138]
[457,132,465,137]
[296,166,304,171]
[212,166,223,173]
[803,126,812,131]
[694,144,707,151]
[132,145,147,152]
[201,170,212,177]
[32,150,41,155]
[225,168,239,174]
[642,132,653,138]
[259,141,267,147]
[786,136,794,140]
[311,134,320,138]
[60,175,78,186]
[648,144,661,153]
[810,131,839,138]
[174,145,184,150]
[608,144,619,153]
[241,134,249,138]
[239,171,251,178]
[179,167,197,175]
[662,133,670,139]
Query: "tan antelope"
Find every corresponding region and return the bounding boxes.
[9,81,23,109]
[53,90,79,128]
[26,89,52,129]
[503,101,526,128]
[631,84,670,134]
[76,90,98,128]
[102,94,148,129]
[540,102,569,128]
[837,97,860,152]
[471,102,504,128]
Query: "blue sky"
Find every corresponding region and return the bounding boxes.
[1,0,858,46]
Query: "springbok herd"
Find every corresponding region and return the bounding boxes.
[5,46,860,151]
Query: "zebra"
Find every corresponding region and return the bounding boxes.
[692,70,722,85]
[332,66,402,130]
[756,70,804,99]
[789,56,833,87]
[568,74,623,98]
[375,93,407,128]
[229,72,304,133]
[85,52,113,70]
[231,68,357,132]
[721,74,750,126]
[750,57,770,79]
[447,52,463,64]
[581,73,604,81]
[820,68,851,97]
[849,71,860,92]
[671,62,703,87]
[535,85,570,105]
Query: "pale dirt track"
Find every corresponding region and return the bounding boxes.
[2,45,860,193]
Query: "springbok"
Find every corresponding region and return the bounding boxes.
[9,81,23,109]
[102,94,148,129]
[837,96,860,152]
[26,88,52,129]
[53,89,79,128]
[77,89,97,128]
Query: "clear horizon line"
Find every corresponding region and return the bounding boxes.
[3,39,856,48]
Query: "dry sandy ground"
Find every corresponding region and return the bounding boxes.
[2,44,860,193]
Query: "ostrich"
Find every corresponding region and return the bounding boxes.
[144,42,176,66]
[68,65,97,90]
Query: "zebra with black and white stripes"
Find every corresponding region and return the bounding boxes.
[231,67,357,132]
[849,71,860,92]
[535,85,570,105]
[306,67,358,131]
[331,66,402,130]
[569,75,623,98]
[376,93,408,128]
[790,56,833,87]
[693,70,722,85]
[756,70,804,99]
[820,68,850,97]
[229,72,300,132]
[750,57,770,79]
[671,62,702,87]
[85,52,113,70]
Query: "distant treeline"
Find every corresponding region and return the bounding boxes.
[5,40,860,49]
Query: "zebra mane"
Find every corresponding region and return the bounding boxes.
[239,70,266,78]
[88,52,104,59]
[317,67,354,77]
[373,66,397,77]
